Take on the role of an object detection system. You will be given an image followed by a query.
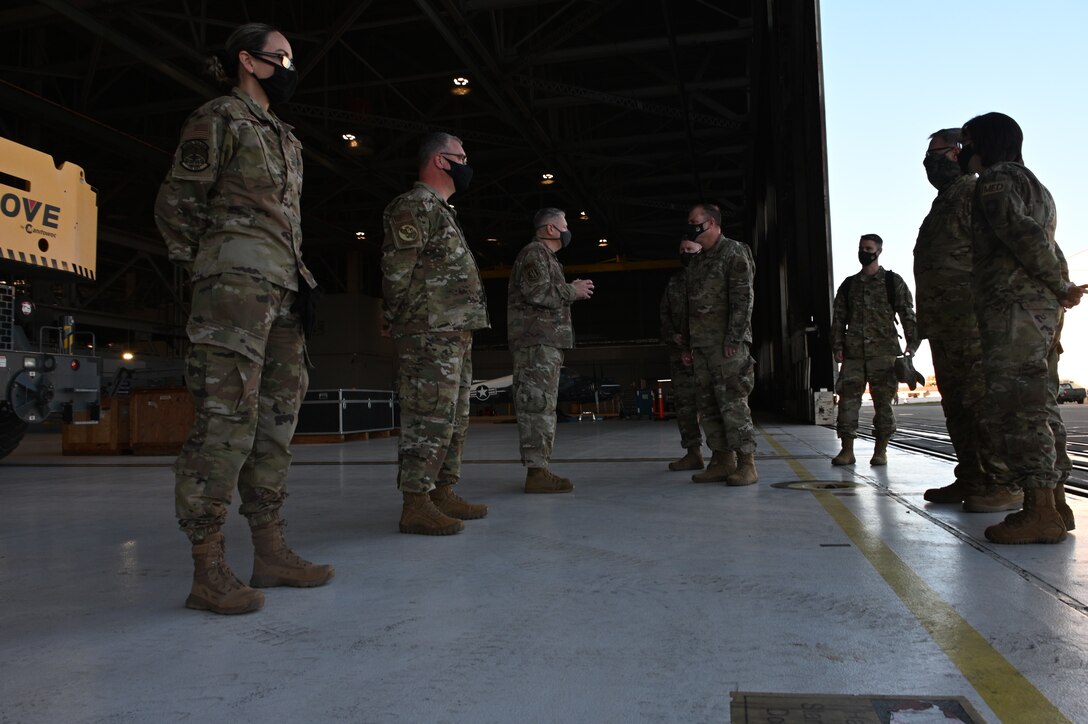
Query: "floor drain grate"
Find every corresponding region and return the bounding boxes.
[771,480,861,491]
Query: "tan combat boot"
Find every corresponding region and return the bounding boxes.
[831,437,855,466]
[924,479,974,504]
[691,450,737,483]
[669,446,705,471]
[984,487,1067,545]
[399,492,465,535]
[1055,481,1075,531]
[726,451,759,486]
[963,486,1024,513]
[525,467,574,494]
[431,482,488,519]
[250,519,335,588]
[870,437,889,466]
[186,532,265,615]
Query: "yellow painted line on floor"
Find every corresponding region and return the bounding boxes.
[760,428,1071,724]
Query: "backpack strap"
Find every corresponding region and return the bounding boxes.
[885,270,901,330]
[884,270,897,310]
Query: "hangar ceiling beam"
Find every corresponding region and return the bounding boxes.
[35,0,218,98]
[297,0,377,82]
[0,77,171,164]
[510,75,744,128]
[519,29,751,65]
[415,0,610,243]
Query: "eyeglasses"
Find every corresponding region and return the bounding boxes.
[249,50,296,71]
[439,151,468,165]
[925,145,957,159]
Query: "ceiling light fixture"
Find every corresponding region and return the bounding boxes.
[451,77,471,96]
[356,231,366,240]
[341,133,359,148]
[578,210,589,221]
[541,172,555,186]
[598,238,608,247]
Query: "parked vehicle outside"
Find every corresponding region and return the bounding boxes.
[1057,381,1085,404]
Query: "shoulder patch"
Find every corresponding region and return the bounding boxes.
[398,224,419,243]
[179,139,210,172]
[525,264,543,283]
[980,181,1006,195]
[389,207,422,249]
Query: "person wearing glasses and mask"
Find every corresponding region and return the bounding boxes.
[660,238,704,472]
[684,202,759,486]
[960,112,1082,544]
[155,23,332,616]
[381,132,490,534]
[830,234,918,467]
[913,128,1012,513]
[507,208,594,493]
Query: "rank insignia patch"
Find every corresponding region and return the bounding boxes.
[179,139,210,172]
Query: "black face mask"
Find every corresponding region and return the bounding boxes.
[252,58,298,105]
[858,250,878,266]
[923,153,963,191]
[683,222,708,241]
[957,144,976,174]
[444,160,473,195]
[536,226,571,248]
[680,251,698,267]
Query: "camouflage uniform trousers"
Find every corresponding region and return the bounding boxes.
[977,303,1060,490]
[692,342,756,454]
[175,274,307,543]
[1048,316,1071,485]
[395,331,473,494]
[669,352,702,449]
[930,335,1006,488]
[835,355,896,439]
[512,344,563,467]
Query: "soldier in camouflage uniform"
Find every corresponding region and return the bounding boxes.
[381,132,490,535]
[155,23,333,616]
[507,208,594,493]
[913,128,1014,511]
[959,112,1082,544]
[830,234,918,467]
[660,239,704,471]
[685,202,759,485]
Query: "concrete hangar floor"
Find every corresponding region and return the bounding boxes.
[1,414,1085,723]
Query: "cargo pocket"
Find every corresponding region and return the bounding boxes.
[403,376,444,417]
[516,382,548,414]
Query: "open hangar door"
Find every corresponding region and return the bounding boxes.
[0,0,832,420]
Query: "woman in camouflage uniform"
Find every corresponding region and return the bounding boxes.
[154,23,333,615]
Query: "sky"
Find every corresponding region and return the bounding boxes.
[820,0,1088,385]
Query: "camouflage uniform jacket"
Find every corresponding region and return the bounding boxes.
[381,182,489,336]
[971,162,1068,311]
[687,235,754,348]
[154,87,314,291]
[507,239,576,349]
[914,173,977,340]
[659,271,689,351]
[831,268,917,359]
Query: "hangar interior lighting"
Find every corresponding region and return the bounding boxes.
[451,77,471,95]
